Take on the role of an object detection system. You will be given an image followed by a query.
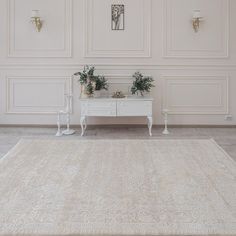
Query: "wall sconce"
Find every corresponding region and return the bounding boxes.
[31,10,42,32]
[192,10,203,33]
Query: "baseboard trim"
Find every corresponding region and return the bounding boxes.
[160,125,236,128]
[0,124,236,128]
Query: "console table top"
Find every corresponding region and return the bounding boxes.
[80,95,154,101]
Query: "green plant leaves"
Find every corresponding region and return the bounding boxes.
[131,72,154,96]
[74,65,108,95]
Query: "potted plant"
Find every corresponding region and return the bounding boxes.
[131,72,154,96]
[74,65,95,98]
[94,75,108,98]
[74,66,108,98]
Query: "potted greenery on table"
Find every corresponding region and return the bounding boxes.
[74,65,108,98]
[131,72,154,96]
[94,75,108,98]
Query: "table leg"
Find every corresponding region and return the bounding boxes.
[147,116,153,136]
[55,111,63,137]
[84,117,87,131]
[80,116,86,136]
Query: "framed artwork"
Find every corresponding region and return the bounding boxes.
[111,4,125,30]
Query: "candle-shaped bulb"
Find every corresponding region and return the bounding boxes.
[193,10,202,19]
[31,10,40,18]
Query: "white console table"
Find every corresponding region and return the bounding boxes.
[80,96,153,136]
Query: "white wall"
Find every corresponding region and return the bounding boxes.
[0,0,235,125]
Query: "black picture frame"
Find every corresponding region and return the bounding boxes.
[111,4,125,30]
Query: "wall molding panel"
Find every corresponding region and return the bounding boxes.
[6,76,72,114]
[1,64,236,70]
[105,74,133,84]
[162,75,229,115]
[7,0,72,58]
[97,74,133,95]
[163,0,229,58]
[84,0,151,58]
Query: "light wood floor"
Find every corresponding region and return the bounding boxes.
[0,126,236,161]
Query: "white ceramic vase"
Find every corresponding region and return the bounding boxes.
[93,90,101,98]
[80,85,89,98]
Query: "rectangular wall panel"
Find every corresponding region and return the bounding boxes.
[163,0,229,58]
[84,0,151,57]
[162,76,229,114]
[8,0,72,57]
[6,76,71,114]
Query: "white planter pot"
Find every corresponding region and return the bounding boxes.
[80,85,89,98]
[80,83,95,98]
[93,90,101,98]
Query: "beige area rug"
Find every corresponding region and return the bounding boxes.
[0,139,236,236]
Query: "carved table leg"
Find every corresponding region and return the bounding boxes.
[147,116,153,136]
[55,111,63,137]
[84,117,87,131]
[80,116,86,136]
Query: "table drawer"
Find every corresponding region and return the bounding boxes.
[117,101,152,116]
[81,101,116,116]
